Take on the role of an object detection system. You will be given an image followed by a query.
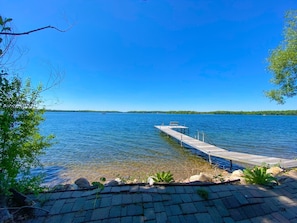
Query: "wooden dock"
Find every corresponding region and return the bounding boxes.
[155,125,297,169]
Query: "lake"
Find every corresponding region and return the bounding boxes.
[38,112,297,186]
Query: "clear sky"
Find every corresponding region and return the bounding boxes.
[1,0,297,111]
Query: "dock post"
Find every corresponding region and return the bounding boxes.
[197,131,199,140]
[202,132,205,142]
[208,152,212,164]
[180,135,183,147]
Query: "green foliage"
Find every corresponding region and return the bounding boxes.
[0,16,13,57]
[0,75,54,195]
[92,177,106,190]
[266,10,297,104]
[197,188,209,200]
[152,171,174,183]
[243,166,277,186]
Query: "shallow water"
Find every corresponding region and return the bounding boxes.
[39,112,297,185]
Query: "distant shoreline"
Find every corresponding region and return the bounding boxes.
[45,110,297,116]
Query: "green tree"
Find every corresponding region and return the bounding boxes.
[266,10,297,104]
[0,16,53,196]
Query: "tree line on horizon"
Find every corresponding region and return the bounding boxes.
[45,109,297,115]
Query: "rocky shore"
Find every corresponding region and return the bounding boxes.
[51,166,290,192]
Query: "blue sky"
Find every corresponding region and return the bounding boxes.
[2,0,297,111]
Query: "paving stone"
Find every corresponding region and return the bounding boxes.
[167,215,180,222]
[109,205,122,218]
[161,194,171,201]
[121,204,127,216]
[110,186,121,193]
[155,212,167,223]
[120,216,133,223]
[72,216,85,223]
[180,193,193,202]
[126,204,143,216]
[99,195,112,207]
[184,214,198,222]
[167,204,182,215]
[83,210,93,222]
[111,194,122,205]
[151,194,164,202]
[223,217,235,223]
[44,215,63,223]
[50,199,66,214]
[60,202,74,213]
[101,186,112,193]
[142,193,153,202]
[71,191,84,198]
[61,212,75,223]
[180,202,197,214]
[60,191,73,199]
[183,186,195,194]
[154,202,165,212]
[194,212,213,223]
[132,215,145,223]
[222,196,241,209]
[132,193,143,203]
[213,199,229,217]
[194,201,208,213]
[119,185,131,192]
[175,186,186,193]
[209,185,225,193]
[129,185,140,192]
[234,191,249,205]
[170,194,183,204]
[72,197,86,211]
[144,208,156,221]
[49,192,63,200]
[91,207,110,220]
[229,208,247,221]
[83,199,97,210]
[165,186,176,193]
[122,194,133,204]
[207,206,223,223]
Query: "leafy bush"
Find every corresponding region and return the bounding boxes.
[152,171,174,183]
[243,166,277,186]
[0,75,54,195]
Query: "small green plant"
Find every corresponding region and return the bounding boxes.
[92,177,106,190]
[152,171,174,183]
[92,177,106,208]
[243,166,277,186]
[197,188,209,200]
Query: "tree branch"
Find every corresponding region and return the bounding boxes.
[0,25,68,36]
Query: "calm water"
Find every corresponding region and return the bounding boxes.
[39,112,297,185]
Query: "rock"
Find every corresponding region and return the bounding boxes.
[287,169,297,179]
[52,184,66,191]
[147,177,155,186]
[106,180,119,186]
[189,173,212,183]
[230,169,244,181]
[266,166,284,176]
[75,178,91,189]
[231,169,244,177]
[65,184,79,190]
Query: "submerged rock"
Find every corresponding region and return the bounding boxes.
[75,178,91,189]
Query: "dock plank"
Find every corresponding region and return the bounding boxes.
[155,125,297,169]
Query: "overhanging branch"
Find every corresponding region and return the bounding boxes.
[0,25,68,36]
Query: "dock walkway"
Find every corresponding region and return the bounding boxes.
[155,125,297,169]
